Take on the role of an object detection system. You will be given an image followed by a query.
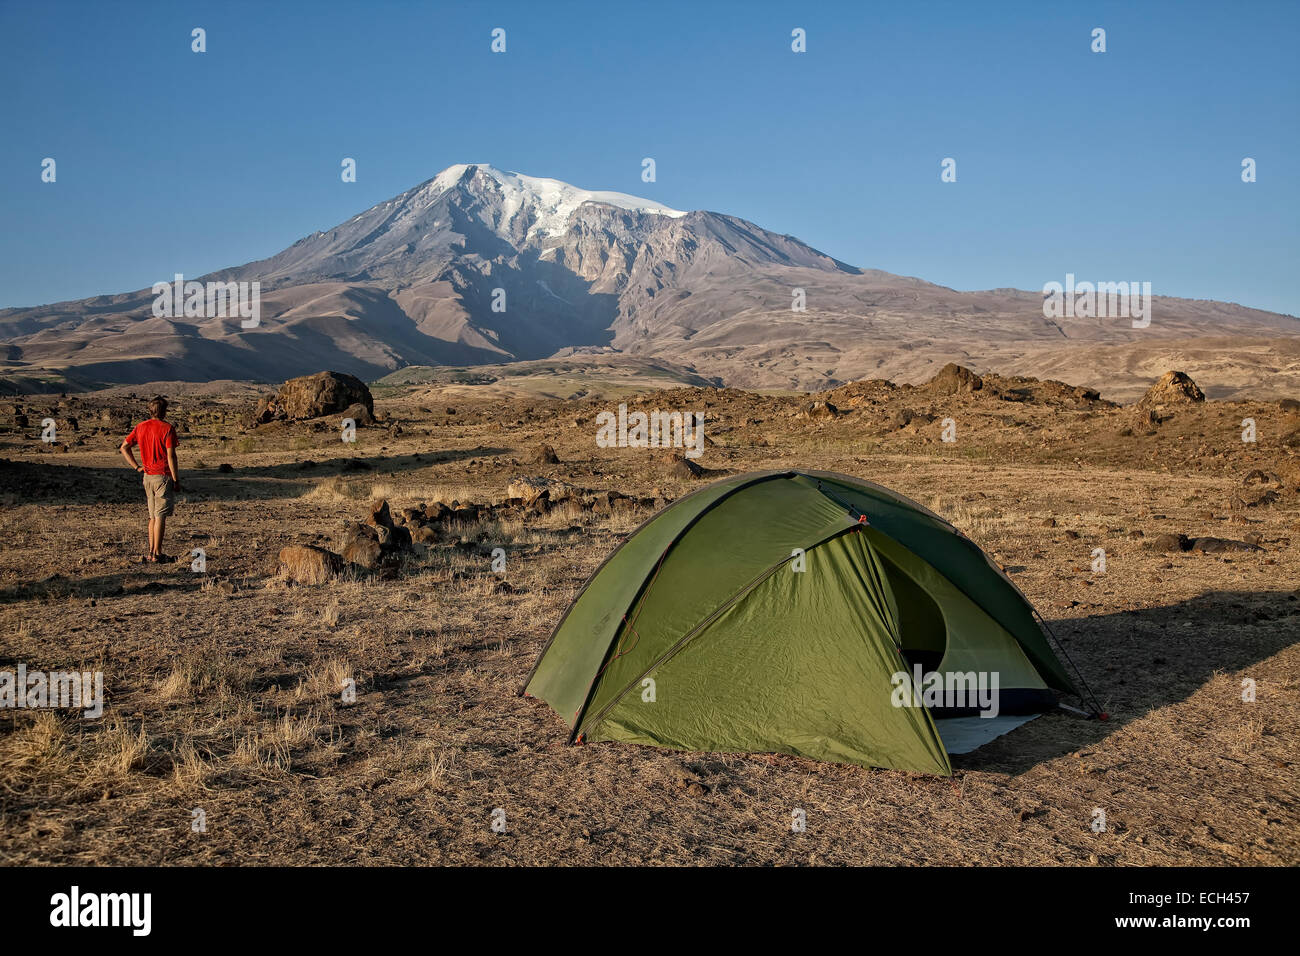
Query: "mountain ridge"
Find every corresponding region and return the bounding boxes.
[2,163,1297,399]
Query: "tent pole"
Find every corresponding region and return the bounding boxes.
[1033,608,1107,720]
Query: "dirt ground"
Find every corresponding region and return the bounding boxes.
[0,371,1297,865]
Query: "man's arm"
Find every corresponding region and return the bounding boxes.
[166,446,180,489]
[119,439,142,472]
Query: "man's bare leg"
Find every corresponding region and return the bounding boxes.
[147,517,159,557]
[154,515,167,557]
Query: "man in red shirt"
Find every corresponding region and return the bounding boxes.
[119,396,182,563]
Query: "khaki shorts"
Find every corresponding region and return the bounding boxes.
[143,474,175,518]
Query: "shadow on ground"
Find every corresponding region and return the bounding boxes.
[0,567,204,604]
[953,588,1300,774]
[0,447,510,504]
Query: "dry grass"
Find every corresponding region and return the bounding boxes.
[0,382,1296,864]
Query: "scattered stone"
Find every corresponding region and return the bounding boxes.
[1231,488,1279,510]
[1242,469,1279,486]
[217,463,234,473]
[803,400,841,420]
[892,408,936,429]
[507,476,573,503]
[530,443,560,464]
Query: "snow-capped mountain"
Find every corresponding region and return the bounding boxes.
[2,163,1297,397]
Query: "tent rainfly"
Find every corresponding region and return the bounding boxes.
[523,470,1087,775]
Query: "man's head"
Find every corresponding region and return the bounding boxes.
[148,396,168,420]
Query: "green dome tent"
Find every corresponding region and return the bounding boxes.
[523,470,1086,775]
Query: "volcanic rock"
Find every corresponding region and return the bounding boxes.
[1138,371,1205,409]
[265,371,373,422]
[278,545,342,585]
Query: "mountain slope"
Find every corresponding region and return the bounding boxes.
[2,163,1297,398]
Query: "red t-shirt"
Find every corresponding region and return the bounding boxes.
[125,419,178,475]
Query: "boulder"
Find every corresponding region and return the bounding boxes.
[337,521,377,553]
[340,402,374,426]
[530,443,560,464]
[410,524,439,545]
[278,545,342,585]
[251,395,285,426]
[342,537,384,570]
[1189,536,1261,553]
[924,363,983,396]
[1147,533,1191,552]
[366,498,395,530]
[665,452,704,478]
[1138,371,1204,409]
[265,371,373,421]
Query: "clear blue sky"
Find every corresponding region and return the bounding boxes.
[2,0,1296,315]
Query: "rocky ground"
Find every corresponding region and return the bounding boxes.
[0,365,1297,865]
